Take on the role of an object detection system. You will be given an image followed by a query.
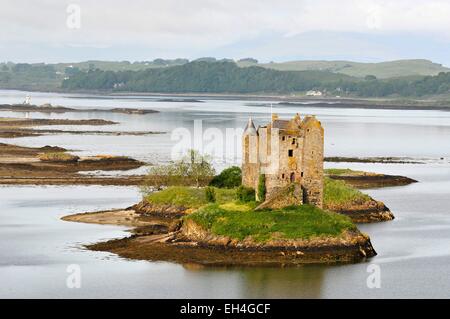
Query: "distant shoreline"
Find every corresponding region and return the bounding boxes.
[1,88,450,110]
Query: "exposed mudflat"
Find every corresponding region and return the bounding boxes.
[325,156,423,164]
[326,172,418,189]
[0,103,159,114]
[0,143,146,186]
[0,117,164,138]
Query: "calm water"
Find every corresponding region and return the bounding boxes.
[0,90,449,298]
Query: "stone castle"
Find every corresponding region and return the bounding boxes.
[242,113,324,208]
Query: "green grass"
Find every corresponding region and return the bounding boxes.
[324,177,370,205]
[145,186,236,208]
[325,168,365,176]
[187,204,355,242]
[146,185,361,242]
[219,201,257,212]
[147,178,372,211]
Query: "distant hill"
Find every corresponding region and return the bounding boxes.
[2,58,450,97]
[61,59,450,79]
[237,59,450,79]
[53,59,189,72]
[62,60,450,97]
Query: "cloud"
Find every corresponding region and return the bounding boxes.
[1,0,450,63]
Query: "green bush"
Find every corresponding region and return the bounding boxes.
[209,166,242,188]
[205,187,216,203]
[257,174,266,202]
[236,185,255,202]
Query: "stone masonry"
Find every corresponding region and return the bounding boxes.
[242,113,324,208]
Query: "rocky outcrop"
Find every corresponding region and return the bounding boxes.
[131,200,191,218]
[325,200,394,223]
[255,183,303,210]
[180,218,376,257]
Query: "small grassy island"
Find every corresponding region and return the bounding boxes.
[64,179,381,267]
[144,185,357,244]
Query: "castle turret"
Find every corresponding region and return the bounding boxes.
[242,118,259,188]
[300,116,324,208]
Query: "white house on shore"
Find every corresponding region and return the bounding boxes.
[306,90,323,97]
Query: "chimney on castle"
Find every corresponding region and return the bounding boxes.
[271,113,279,122]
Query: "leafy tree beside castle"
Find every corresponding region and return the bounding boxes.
[141,149,215,192]
[209,166,242,188]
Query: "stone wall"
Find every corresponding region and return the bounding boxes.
[300,117,324,208]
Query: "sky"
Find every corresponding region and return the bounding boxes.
[2,0,450,66]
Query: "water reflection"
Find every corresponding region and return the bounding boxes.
[1,90,450,298]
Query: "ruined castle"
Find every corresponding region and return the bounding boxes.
[242,113,324,208]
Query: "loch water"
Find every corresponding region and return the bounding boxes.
[0,90,449,298]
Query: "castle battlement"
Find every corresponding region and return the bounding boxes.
[242,113,324,208]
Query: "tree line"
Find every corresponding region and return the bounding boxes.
[61,61,354,94]
[62,61,450,97]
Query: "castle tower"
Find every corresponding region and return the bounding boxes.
[241,114,324,209]
[242,118,259,189]
[300,116,324,208]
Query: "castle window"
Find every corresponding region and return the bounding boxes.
[288,150,293,157]
[290,172,295,182]
[301,172,304,177]
[292,138,296,145]
[282,136,285,141]
[282,173,285,179]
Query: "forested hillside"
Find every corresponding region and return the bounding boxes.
[62,61,450,97]
[61,61,354,94]
[2,59,450,97]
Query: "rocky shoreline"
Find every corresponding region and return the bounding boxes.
[0,143,146,186]
[63,207,376,267]
[325,200,394,223]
